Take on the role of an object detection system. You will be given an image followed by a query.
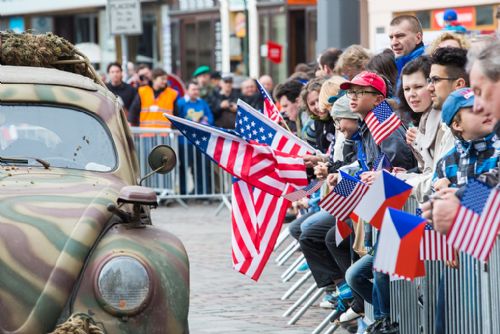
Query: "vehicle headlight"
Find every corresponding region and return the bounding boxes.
[95,255,153,315]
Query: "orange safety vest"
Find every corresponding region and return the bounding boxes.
[138,86,178,129]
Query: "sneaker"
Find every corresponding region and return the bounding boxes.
[319,291,336,309]
[377,318,399,334]
[296,262,309,273]
[363,317,385,334]
[337,282,353,299]
[339,308,362,323]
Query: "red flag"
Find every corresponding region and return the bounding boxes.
[335,220,353,246]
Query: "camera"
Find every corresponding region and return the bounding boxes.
[139,74,146,81]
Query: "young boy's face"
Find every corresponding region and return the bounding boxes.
[337,118,359,138]
[453,107,495,141]
[347,84,383,118]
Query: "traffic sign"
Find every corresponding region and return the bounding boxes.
[107,0,142,35]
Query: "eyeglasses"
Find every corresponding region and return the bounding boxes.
[346,90,380,99]
[426,76,458,85]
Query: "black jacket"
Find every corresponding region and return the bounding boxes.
[212,89,241,129]
[314,118,336,153]
[106,82,137,111]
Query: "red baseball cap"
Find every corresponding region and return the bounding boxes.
[340,71,387,98]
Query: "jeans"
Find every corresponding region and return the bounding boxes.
[346,254,374,308]
[288,211,315,241]
[435,274,445,334]
[373,271,390,319]
[301,210,332,232]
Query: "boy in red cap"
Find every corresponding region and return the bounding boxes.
[332,71,417,332]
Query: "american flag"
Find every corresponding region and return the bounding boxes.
[284,179,324,202]
[365,100,401,145]
[230,101,315,280]
[420,223,456,261]
[236,99,316,156]
[372,152,392,172]
[166,114,307,197]
[255,79,285,123]
[447,180,500,262]
[319,171,369,221]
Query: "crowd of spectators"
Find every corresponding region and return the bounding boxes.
[103,12,499,333]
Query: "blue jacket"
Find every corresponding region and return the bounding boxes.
[434,133,499,188]
[176,96,214,125]
[395,43,425,91]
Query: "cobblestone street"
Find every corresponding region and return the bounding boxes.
[153,203,349,334]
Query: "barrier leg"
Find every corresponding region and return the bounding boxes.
[275,240,298,264]
[322,323,340,334]
[287,287,325,325]
[274,229,291,251]
[214,195,231,215]
[281,255,305,281]
[312,309,339,334]
[283,282,318,317]
[277,242,301,266]
[282,270,312,301]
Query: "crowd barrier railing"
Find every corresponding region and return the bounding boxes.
[389,197,500,334]
[130,127,232,211]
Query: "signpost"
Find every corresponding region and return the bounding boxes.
[107,0,142,79]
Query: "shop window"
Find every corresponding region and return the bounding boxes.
[415,11,430,30]
[74,14,97,44]
[476,5,494,26]
[137,14,158,66]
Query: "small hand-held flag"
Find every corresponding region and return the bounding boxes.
[255,80,285,124]
[284,179,324,202]
[320,171,369,221]
[335,219,353,246]
[447,180,500,262]
[365,100,402,145]
[352,170,412,229]
[372,152,392,172]
[420,223,456,261]
[374,208,426,280]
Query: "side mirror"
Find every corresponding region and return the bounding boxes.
[139,145,177,185]
[148,145,177,174]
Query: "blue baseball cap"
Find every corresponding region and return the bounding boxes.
[443,9,458,22]
[441,88,474,126]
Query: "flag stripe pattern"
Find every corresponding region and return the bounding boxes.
[284,179,324,202]
[231,101,315,280]
[236,99,316,156]
[319,171,369,221]
[256,79,284,123]
[447,180,500,262]
[365,100,402,145]
[167,114,307,197]
[420,223,455,261]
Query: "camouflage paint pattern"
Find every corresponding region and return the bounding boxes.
[0,67,189,333]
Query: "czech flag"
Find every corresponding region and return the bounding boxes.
[352,170,412,229]
[373,208,426,280]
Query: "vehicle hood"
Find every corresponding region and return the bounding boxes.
[0,167,126,333]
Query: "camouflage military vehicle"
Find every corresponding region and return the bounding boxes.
[0,34,189,334]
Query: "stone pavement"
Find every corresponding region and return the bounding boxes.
[153,203,350,334]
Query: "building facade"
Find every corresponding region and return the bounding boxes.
[365,0,500,51]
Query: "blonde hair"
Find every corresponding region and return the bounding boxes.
[427,32,471,55]
[335,45,371,75]
[318,75,347,113]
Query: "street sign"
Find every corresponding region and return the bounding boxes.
[107,0,142,35]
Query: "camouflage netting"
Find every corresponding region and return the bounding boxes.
[0,31,104,86]
[48,313,105,334]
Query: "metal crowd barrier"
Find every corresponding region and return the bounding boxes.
[130,127,232,211]
[390,197,500,334]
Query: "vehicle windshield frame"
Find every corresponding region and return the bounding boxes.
[0,103,119,172]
